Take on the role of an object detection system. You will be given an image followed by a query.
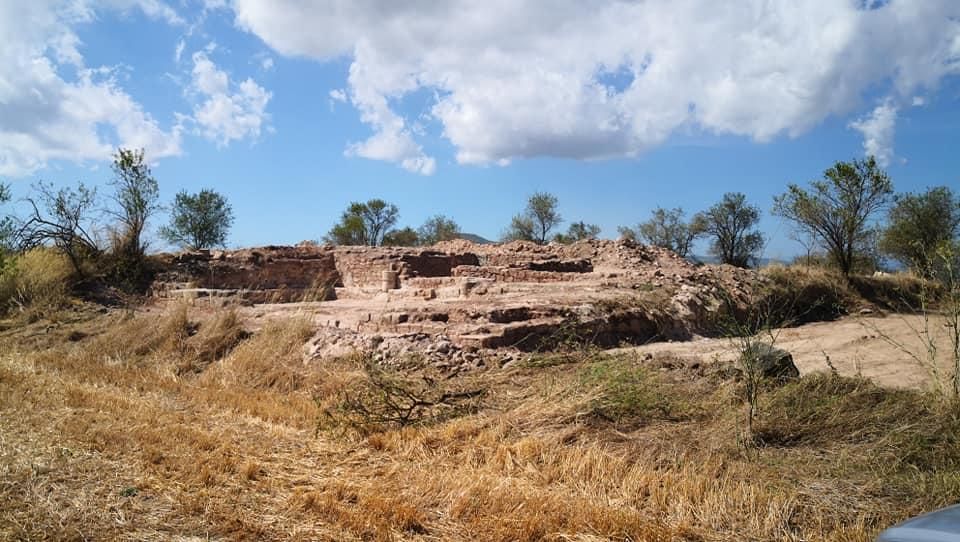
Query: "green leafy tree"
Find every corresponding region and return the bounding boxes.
[382,226,420,247]
[773,156,893,276]
[417,215,461,245]
[326,213,367,245]
[109,148,160,258]
[105,148,162,289]
[325,199,400,246]
[554,221,601,244]
[694,192,764,268]
[503,215,536,243]
[160,189,234,250]
[503,192,562,244]
[880,186,960,275]
[626,207,703,258]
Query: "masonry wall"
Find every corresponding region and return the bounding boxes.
[334,248,480,287]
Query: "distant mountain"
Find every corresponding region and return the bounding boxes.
[456,233,494,244]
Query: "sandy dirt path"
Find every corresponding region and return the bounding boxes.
[624,314,956,390]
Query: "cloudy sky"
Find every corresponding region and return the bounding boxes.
[1,0,959,258]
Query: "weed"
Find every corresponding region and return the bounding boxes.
[120,486,139,497]
[579,358,683,426]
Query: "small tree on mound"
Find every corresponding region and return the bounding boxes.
[503,192,562,244]
[417,215,460,245]
[695,192,764,268]
[326,199,399,246]
[554,221,601,244]
[106,148,162,289]
[161,189,234,250]
[623,207,703,258]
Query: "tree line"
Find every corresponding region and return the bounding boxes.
[322,156,959,279]
[2,152,959,295]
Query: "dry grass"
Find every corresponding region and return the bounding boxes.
[760,265,934,324]
[0,248,74,321]
[2,304,959,541]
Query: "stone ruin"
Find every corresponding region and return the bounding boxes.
[151,239,759,371]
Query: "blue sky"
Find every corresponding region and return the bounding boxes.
[2,1,959,259]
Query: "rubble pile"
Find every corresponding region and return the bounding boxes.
[151,239,764,370]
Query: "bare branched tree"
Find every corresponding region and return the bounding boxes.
[16,181,101,277]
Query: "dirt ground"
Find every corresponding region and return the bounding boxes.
[2,304,959,541]
[623,313,955,391]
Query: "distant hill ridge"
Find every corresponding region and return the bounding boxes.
[456,233,493,244]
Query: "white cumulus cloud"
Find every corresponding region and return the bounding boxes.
[233,0,960,175]
[0,0,185,177]
[189,51,272,147]
[849,100,899,167]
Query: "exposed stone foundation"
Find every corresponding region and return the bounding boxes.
[151,239,760,371]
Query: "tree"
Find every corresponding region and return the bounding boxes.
[502,215,537,243]
[880,186,960,275]
[773,156,893,276]
[325,199,399,246]
[104,148,162,289]
[503,192,562,244]
[109,148,160,258]
[617,225,637,242]
[17,181,101,276]
[418,215,461,245]
[695,192,764,268]
[382,227,420,247]
[625,207,703,258]
[0,183,13,256]
[160,189,234,250]
[554,221,601,244]
[326,212,366,245]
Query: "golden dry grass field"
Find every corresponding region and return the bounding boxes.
[2,304,959,541]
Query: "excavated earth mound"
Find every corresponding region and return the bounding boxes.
[151,239,761,371]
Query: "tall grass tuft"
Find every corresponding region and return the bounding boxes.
[0,248,74,320]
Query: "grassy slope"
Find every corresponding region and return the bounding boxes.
[1,305,959,541]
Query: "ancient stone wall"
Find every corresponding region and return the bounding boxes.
[154,245,486,297]
[154,247,337,290]
[452,265,582,283]
[332,248,480,287]
[333,248,404,288]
